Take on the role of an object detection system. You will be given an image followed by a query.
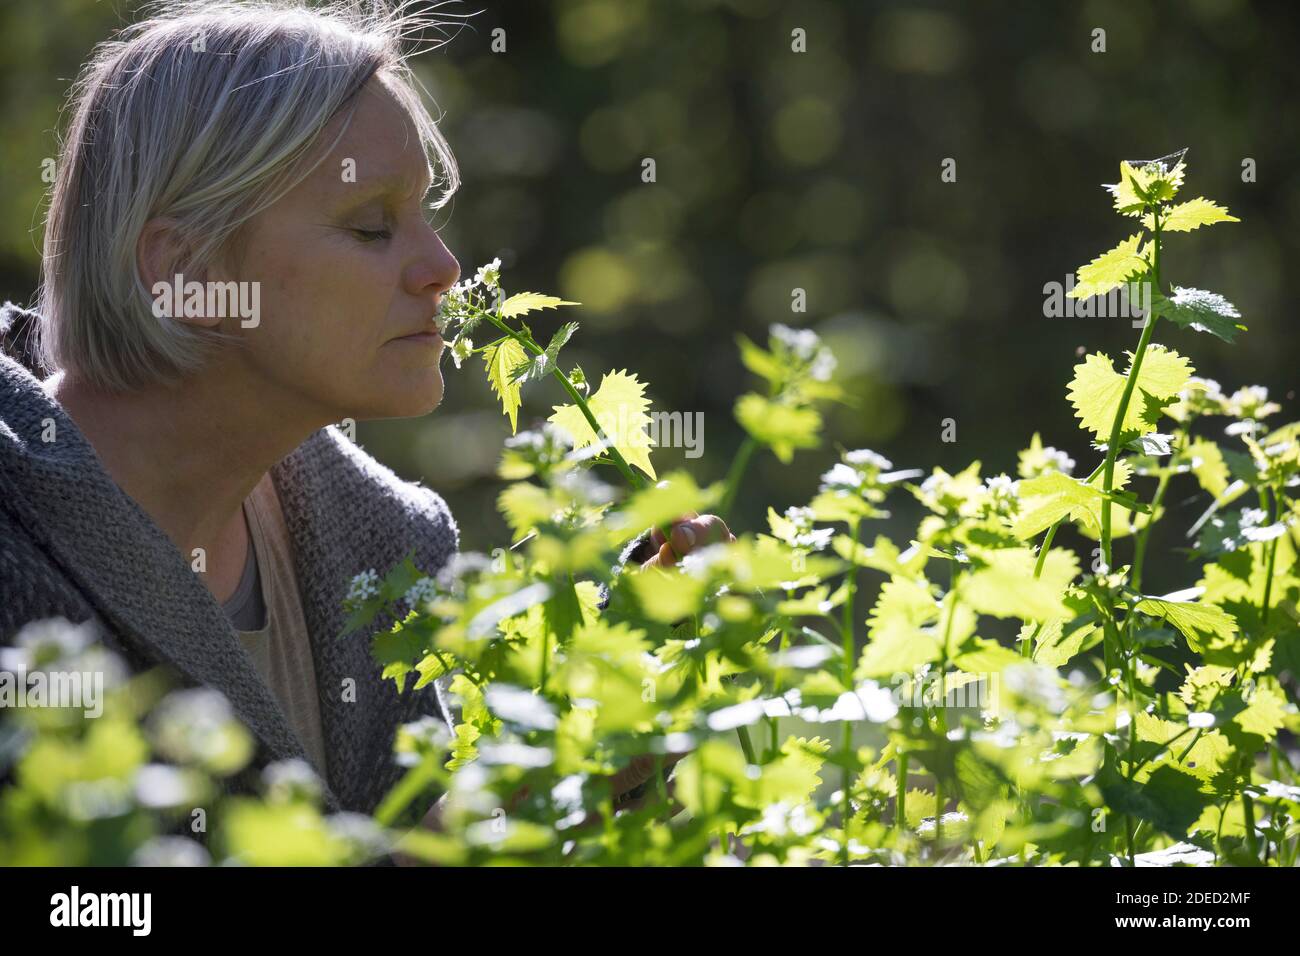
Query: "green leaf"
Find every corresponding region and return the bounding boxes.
[549,369,657,480]
[1109,157,1186,215]
[1067,233,1146,299]
[484,337,528,433]
[1008,455,1123,538]
[1134,597,1237,654]
[1186,438,1230,498]
[866,577,939,643]
[1126,433,1174,456]
[497,482,555,538]
[1234,685,1287,744]
[960,547,1078,621]
[1151,287,1246,343]
[856,628,941,679]
[1066,345,1195,441]
[1011,472,1105,539]
[628,567,707,624]
[509,321,579,384]
[608,470,719,540]
[734,394,821,463]
[1143,197,1239,232]
[1099,764,1211,840]
[736,334,784,387]
[499,291,580,319]
[1028,618,1101,668]
[371,617,429,672]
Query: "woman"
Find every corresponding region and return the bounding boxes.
[0,1,729,827]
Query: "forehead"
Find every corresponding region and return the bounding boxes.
[313,76,432,197]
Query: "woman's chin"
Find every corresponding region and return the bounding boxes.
[362,370,444,419]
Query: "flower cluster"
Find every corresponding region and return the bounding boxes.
[1017,433,1076,479]
[344,569,380,610]
[403,576,439,611]
[819,448,893,495]
[771,323,836,383]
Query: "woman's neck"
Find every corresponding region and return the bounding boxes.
[41,365,324,583]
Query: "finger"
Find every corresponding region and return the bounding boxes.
[640,539,678,570]
[669,514,731,556]
[649,512,695,549]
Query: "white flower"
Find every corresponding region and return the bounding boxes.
[844,448,892,471]
[474,257,503,290]
[984,473,1018,500]
[403,576,438,609]
[781,505,833,550]
[346,569,380,604]
[771,323,821,361]
[810,349,837,382]
[1045,447,1076,475]
[819,462,864,493]
[1189,376,1223,402]
[450,335,474,369]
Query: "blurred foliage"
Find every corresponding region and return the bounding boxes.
[1,0,1298,598]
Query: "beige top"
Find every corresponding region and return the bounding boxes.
[232,474,329,778]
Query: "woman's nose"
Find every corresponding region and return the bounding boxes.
[406,229,460,297]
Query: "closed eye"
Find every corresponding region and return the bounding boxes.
[352,227,392,243]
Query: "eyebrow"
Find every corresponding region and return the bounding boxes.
[332,166,435,214]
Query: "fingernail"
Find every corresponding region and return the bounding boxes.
[681,524,696,548]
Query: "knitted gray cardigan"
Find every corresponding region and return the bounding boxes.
[0,302,459,817]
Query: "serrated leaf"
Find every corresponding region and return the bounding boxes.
[1011,472,1105,539]
[1135,597,1237,655]
[1108,156,1186,215]
[1126,433,1174,456]
[497,482,555,538]
[734,393,822,463]
[1066,345,1194,441]
[484,337,528,433]
[1143,197,1239,233]
[510,321,579,384]
[1067,233,1147,299]
[1151,287,1245,343]
[1234,685,1286,743]
[499,291,580,319]
[1099,764,1210,839]
[548,369,656,480]
[960,547,1078,621]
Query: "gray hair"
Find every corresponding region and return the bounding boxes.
[37,0,463,391]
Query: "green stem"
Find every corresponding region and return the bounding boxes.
[934,566,958,850]
[1023,462,1106,658]
[480,309,681,553]
[1130,432,1181,593]
[1100,211,1162,570]
[896,751,908,831]
[1243,789,1259,863]
[843,518,860,685]
[374,756,440,828]
[840,517,861,868]
[720,436,758,518]
[736,726,756,764]
[1261,486,1279,626]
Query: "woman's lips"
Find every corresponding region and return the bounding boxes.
[394,329,443,345]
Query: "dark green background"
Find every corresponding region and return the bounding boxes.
[2,0,1296,594]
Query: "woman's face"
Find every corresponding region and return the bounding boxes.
[223,75,460,423]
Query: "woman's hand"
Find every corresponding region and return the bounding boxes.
[639,513,735,570]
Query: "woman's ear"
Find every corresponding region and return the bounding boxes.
[137,217,218,329]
